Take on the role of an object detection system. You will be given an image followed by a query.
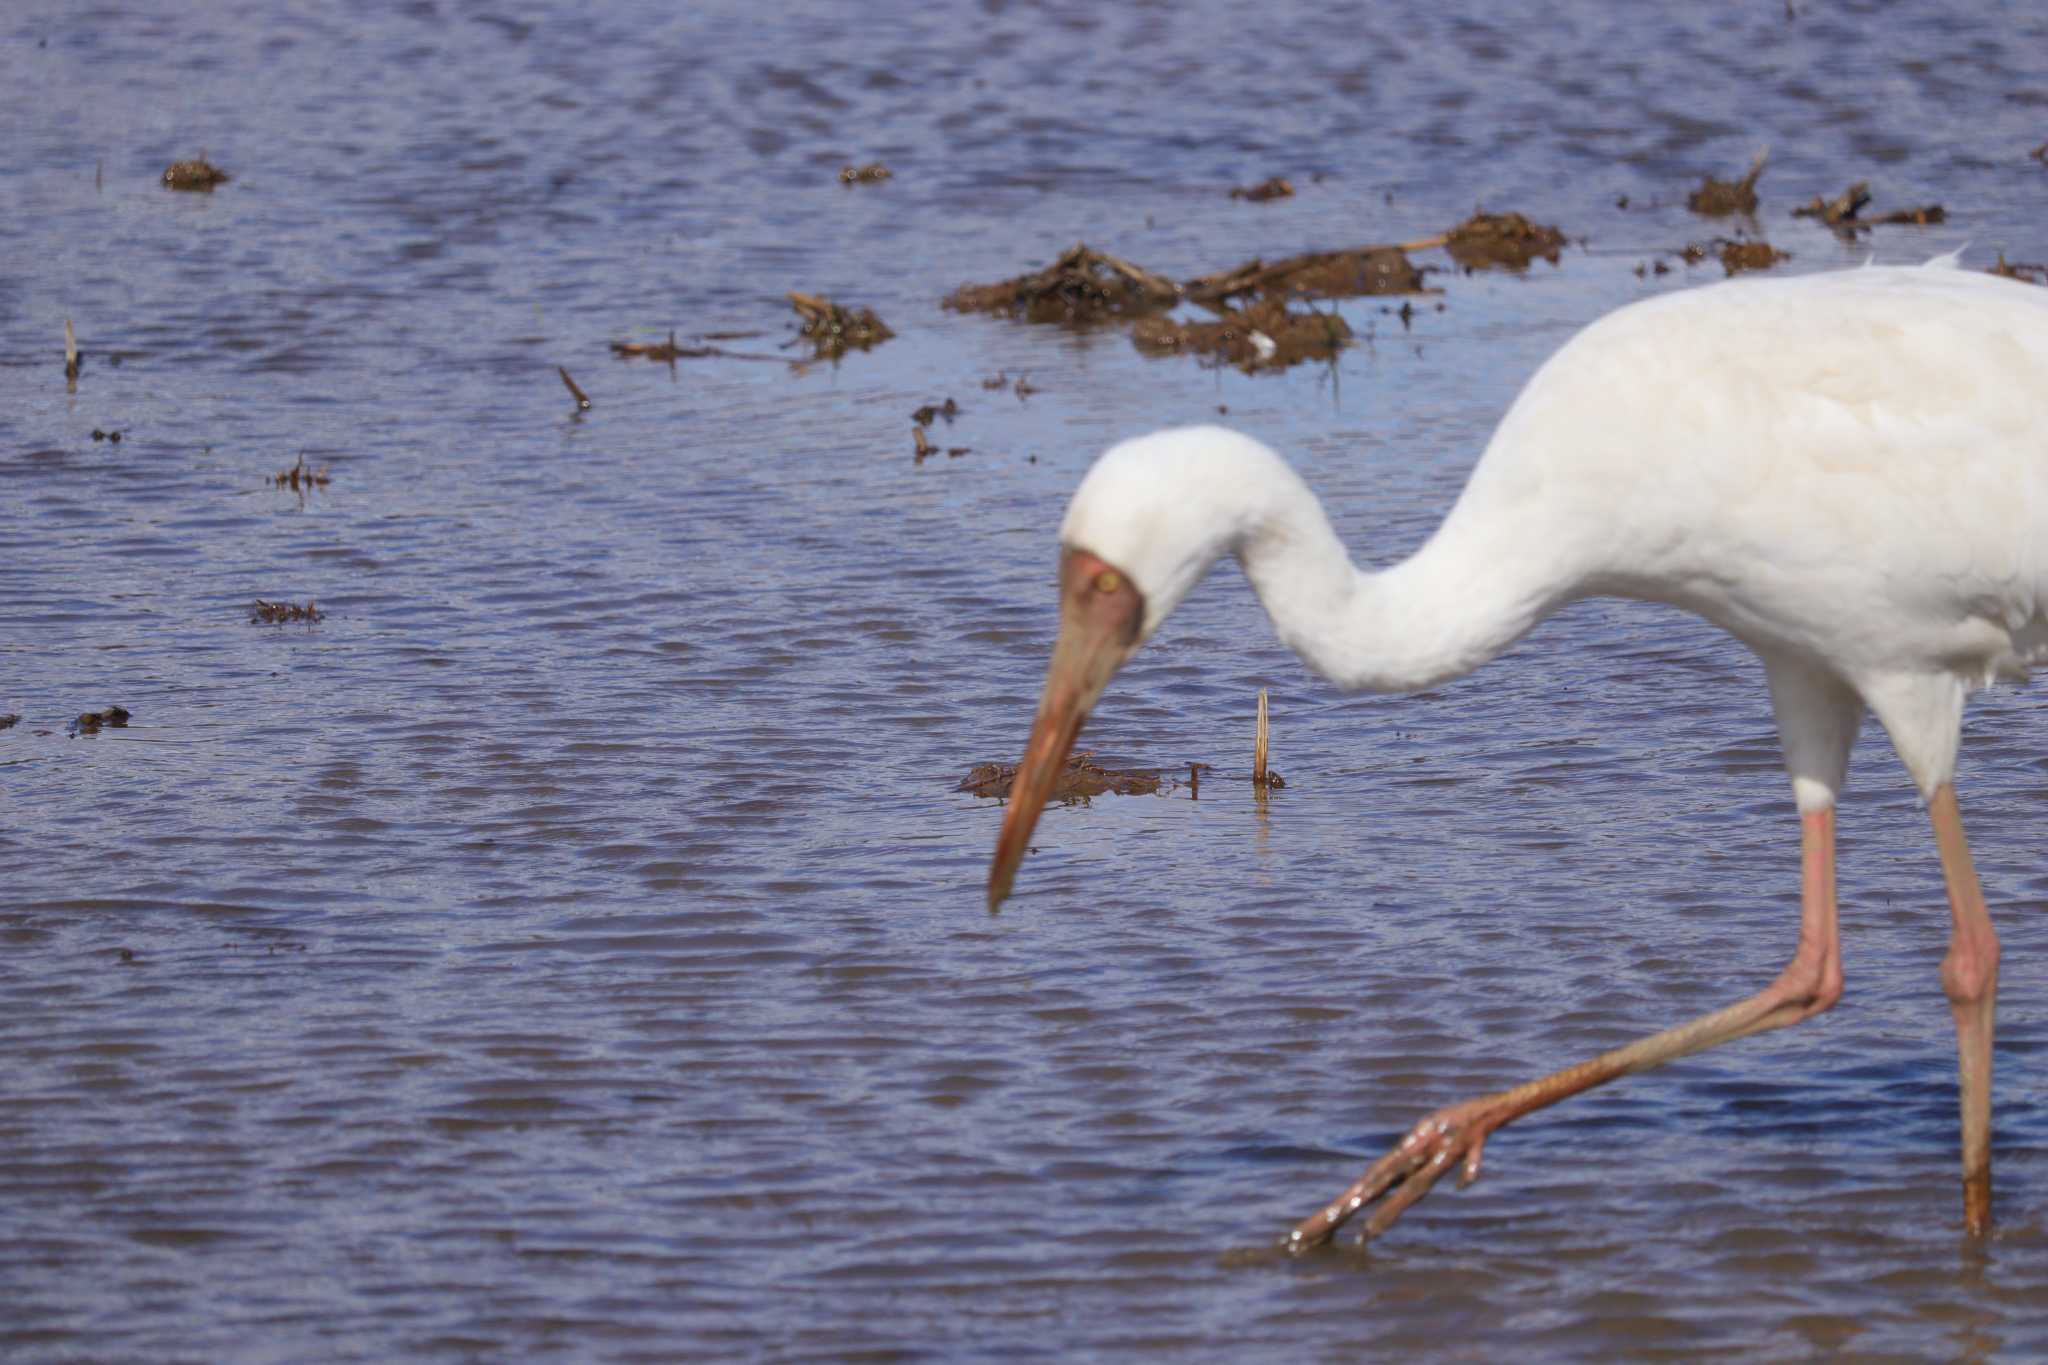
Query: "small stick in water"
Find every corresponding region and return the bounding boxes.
[558,365,591,410]
[64,318,80,382]
[1254,687,1269,786]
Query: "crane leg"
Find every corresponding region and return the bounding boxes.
[1287,807,1843,1251]
[1929,783,1998,1237]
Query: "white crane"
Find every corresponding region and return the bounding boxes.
[986,262,2048,1249]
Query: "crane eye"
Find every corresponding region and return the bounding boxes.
[1094,569,1122,594]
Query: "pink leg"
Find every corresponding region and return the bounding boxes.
[1288,808,1843,1251]
[1929,784,1998,1236]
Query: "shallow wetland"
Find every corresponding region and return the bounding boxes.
[5,1,2048,1359]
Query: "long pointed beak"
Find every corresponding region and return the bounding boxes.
[987,550,1145,911]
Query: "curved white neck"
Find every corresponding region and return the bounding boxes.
[1236,473,1572,694]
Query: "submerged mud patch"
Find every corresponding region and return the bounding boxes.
[945,245,1180,324]
[1230,175,1295,202]
[958,753,1170,802]
[162,158,230,191]
[1442,211,1567,271]
[1185,245,1426,303]
[788,292,895,358]
[251,599,322,625]
[1683,237,1790,275]
[1132,298,1351,373]
[1687,151,1769,216]
[69,705,131,736]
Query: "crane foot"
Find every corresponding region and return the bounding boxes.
[1283,1098,1504,1253]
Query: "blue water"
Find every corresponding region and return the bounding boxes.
[5,1,2048,1358]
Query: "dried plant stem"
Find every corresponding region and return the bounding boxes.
[1254,688,1270,786]
[558,366,591,409]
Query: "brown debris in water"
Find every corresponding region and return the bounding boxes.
[1793,181,1945,233]
[251,599,322,625]
[958,752,1167,803]
[163,158,230,191]
[1231,175,1295,202]
[611,330,688,362]
[945,244,1181,324]
[71,705,131,736]
[788,291,894,357]
[1185,245,1427,304]
[1442,211,1567,271]
[64,318,81,383]
[557,365,592,410]
[273,454,330,491]
[609,333,787,366]
[1681,237,1789,275]
[1866,203,1947,227]
[840,163,892,184]
[1716,239,1789,274]
[0,713,20,730]
[1988,253,2048,285]
[1687,150,1769,216]
[1793,181,1871,227]
[1131,297,1350,373]
[980,372,1038,398]
[912,398,959,426]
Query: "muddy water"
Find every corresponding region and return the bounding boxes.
[6,2,2048,1358]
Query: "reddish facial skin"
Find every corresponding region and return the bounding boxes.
[987,549,1146,910]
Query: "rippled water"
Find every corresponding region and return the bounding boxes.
[6,1,2048,1358]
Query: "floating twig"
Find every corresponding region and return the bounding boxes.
[946,245,1182,323]
[558,366,591,409]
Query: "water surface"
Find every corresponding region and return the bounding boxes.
[5,1,2048,1358]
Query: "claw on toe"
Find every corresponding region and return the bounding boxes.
[1458,1131,1488,1187]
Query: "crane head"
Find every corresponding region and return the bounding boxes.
[986,546,1145,911]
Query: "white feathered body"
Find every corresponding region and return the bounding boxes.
[1061,265,2048,807]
